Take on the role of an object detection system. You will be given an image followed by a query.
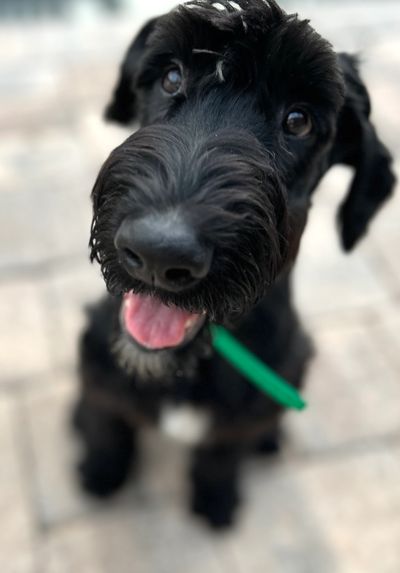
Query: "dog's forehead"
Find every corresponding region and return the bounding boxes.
[152,0,294,63]
[145,0,285,71]
[144,0,343,111]
[157,0,329,69]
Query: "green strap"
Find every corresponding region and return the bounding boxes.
[210,325,307,411]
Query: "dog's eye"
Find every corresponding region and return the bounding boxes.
[284,109,312,137]
[161,67,183,95]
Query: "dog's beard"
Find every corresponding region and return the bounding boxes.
[112,307,213,380]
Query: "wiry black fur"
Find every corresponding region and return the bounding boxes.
[90,118,289,321]
[76,0,395,528]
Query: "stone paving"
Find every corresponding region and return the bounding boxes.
[1,2,400,572]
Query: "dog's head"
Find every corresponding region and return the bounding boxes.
[90,0,395,353]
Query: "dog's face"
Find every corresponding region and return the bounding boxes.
[90,0,394,352]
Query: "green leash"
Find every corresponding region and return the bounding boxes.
[210,325,307,411]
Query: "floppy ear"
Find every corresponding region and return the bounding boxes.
[330,53,396,251]
[105,17,159,125]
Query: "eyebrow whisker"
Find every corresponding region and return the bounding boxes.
[192,48,224,57]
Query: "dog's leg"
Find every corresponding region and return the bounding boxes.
[74,297,138,497]
[254,420,282,455]
[189,444,242,529]
[254,327,312,456]
[73,396,136,497]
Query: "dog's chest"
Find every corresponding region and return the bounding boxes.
[159,402,211,445]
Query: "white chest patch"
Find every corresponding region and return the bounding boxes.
[160,404,210,445]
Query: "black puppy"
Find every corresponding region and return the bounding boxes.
[75,0,395,528]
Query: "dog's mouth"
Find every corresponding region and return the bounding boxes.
[121,291,206,351]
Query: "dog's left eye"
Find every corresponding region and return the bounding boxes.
[161,67,183,95]
[284,109,313,137]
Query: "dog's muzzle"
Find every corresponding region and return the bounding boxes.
[90,123,289,345]
[114,204,214,351]
[115,211,210,351]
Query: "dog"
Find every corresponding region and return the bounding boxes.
[74,0,395,528]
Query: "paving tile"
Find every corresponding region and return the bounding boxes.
[367,79,400,156]
[366,160,400,281]
[41,264,105,368]
[368,162,400,240]
[35,519,105,573]
[0,395,35,573]
[369,300,400,375]
[369,211,400,291]
[294,166,392,317]
[214,459,337,573]
[36,500,233,573]
[88,505,229,573]
[0,124,127,275]
[0,281,53,383]
[298,1,400,53]
[285,319,400,453]
[296,446,400,573]
[0,21,135,132]
[21,375,89,527]
[0,130,94,270]
[222,445,400,573]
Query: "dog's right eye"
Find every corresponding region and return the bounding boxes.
[284,109,313,138]
[161,67,183,95]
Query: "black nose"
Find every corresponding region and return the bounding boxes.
[114,212,213,292]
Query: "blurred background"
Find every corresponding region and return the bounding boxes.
[1,1,400,572]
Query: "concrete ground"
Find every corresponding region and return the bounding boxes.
[1,2,400,572]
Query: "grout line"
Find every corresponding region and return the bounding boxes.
[0,253,91,283]
[10,390,44,566]
[284,430,400,467]
[0,362,78,394]
[365,239,400,300]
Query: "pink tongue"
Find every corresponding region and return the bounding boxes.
[123,292,199,350]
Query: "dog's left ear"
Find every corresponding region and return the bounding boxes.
[105,17,159,125]
[330,53,396,251]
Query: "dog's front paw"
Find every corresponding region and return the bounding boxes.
[78,450,131,498]
[191,483,239,529]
